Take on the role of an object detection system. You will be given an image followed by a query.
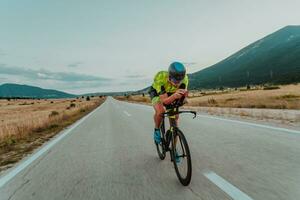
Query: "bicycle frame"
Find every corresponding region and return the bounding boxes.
[160,107,196,152]
[156,105,196,185]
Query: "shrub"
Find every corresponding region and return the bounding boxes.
[263,85,280,90]
[70,103,76,108]
[208,98,217,104]
[49,124,59,129]
[86,96,90,101]
[49,111,59,117]
[277,94,299,99]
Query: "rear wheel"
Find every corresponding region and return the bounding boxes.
[171,129,192,186]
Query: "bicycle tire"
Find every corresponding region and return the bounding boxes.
[171,129,192,186]
[155,126,166,160]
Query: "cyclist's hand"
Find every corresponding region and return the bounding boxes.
[173,92,183,100]
[177,89,188,97]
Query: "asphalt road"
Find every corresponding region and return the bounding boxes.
[0,97,299,200]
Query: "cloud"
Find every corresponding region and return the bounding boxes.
[0,64,152,94]
[0,64,110,83]
[124,74,146,78]
[182,62,197,66]
[0,49,7,56]
[67,62,83,68]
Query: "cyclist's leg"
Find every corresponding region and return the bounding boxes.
[152,96,165,143]
[153,102,165,128]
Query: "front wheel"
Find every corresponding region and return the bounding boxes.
[155,130,166,160]
[171,129,192,186]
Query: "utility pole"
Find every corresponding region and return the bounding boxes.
[270,70,273,79]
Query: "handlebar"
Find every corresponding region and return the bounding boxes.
[161,110,197,119]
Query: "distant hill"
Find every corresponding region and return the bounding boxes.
[0,83,76,99]
[84,86,150,97]
[189,25,300,89]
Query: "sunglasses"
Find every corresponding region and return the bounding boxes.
[169,76,181,85]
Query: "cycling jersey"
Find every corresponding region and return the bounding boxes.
[149,71,189,105]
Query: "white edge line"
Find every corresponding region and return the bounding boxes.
[113,98,300,134]
[203,171,253,200]
[197,114,300,134]
[123,110,131,116]
[0,102,104,189]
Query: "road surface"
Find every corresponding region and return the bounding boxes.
[0,97,299,200]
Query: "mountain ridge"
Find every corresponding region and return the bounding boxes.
[0,83,76,99]
[189,25,300,89]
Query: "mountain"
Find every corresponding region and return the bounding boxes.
[189,25,300,89]
[83,86,150,97]
[0,83,76,99]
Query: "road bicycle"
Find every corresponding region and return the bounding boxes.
[155,99,196,186]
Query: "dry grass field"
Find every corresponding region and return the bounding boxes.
[115,95,151,104]
[116,84,300,109]
[187,84,300,109]
[0,97,105,171]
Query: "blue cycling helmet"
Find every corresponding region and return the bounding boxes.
[168,62,186,83]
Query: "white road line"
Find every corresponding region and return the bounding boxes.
[123,110,131,117]
[197,114,300,135]
[203,171,253,200]
[114,99,300,134]
[0,104,103,189]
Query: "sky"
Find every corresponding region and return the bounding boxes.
[0,0,299,94]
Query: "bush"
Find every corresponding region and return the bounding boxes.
[208,98,217,104]
[86,96,90,101]
[49,111,59,117]
[70,103,76,108]
[263,85,280,90]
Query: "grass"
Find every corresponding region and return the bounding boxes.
[115,84,300,110]
[115,95,151,104]
[187,84,300,109]
[0,97,106,171]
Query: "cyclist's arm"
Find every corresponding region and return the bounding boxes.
[160,93,179,105]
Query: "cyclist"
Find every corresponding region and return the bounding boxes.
[148,61,189,149]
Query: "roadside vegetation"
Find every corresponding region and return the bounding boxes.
[116,84,300,110]
[115,84,300,125]
[0,96,105,171]
[187,84,300,109]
